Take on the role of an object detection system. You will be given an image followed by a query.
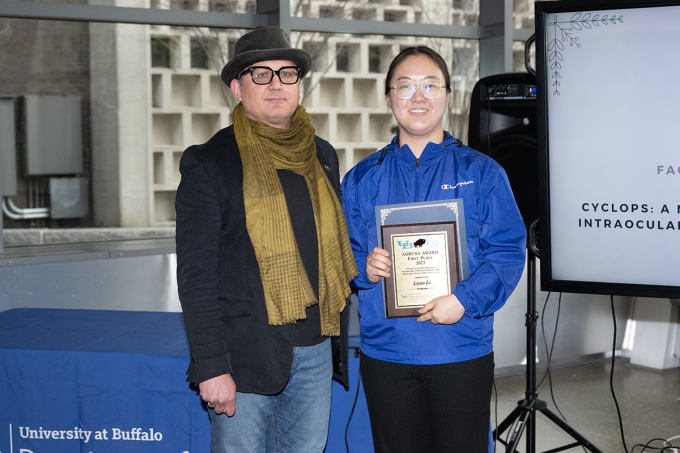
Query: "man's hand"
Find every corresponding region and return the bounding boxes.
[366,247,391,283]
[199,374,237,416]
[417,294,465,325]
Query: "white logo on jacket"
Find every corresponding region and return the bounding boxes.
[441,181,474,190]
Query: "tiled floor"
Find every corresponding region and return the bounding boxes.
[491,360,680,452]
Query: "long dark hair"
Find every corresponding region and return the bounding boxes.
[384,46,452,95]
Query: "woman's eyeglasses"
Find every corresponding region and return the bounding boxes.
[389,82,448,100]
[239,66,301,85]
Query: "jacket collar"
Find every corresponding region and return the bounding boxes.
[378,132,461,166]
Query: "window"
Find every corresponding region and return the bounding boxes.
[0,0,487,248]
[190,39,209,69]
[152,37,173,68]
[336,45,349,72]
[368,46,381,73]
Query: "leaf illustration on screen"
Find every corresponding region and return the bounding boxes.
[548,12,623,95]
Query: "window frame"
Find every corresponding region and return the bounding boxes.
[0,0,534,259]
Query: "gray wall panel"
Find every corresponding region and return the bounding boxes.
[0,97,17,197]
[493,257,632,371]
[0,265,18,312]
[493,263,532,368]
[24,95,83,175]
[15,254,180,312]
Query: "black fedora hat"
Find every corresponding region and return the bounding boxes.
[221,27,311,85]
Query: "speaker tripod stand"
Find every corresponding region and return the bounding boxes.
[493,220,604,453]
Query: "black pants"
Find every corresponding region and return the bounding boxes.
[361,352,494,453]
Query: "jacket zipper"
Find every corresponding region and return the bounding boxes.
[414,157,420,201]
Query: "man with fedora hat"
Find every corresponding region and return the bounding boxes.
[175,26,358,452]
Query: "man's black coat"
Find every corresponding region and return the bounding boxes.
[176,125,349,394]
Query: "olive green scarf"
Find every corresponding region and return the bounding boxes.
[233,103,358,336]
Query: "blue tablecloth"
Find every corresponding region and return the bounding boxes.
[0,308,375,453]
[0,308,210,453]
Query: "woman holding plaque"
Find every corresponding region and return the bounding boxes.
[341,46,527,453]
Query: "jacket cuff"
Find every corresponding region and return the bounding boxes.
[189,354,233,385]
[352,270,380,291]
[453,287,478,318]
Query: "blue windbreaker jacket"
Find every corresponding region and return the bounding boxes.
[341,133,527,365]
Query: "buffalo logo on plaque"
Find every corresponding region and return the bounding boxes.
[375,199,469,318]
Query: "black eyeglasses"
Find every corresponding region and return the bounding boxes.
[239,66,301,85]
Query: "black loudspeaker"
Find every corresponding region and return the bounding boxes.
[468,72,538,234]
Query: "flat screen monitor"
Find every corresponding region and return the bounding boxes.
[536,0,680,298]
